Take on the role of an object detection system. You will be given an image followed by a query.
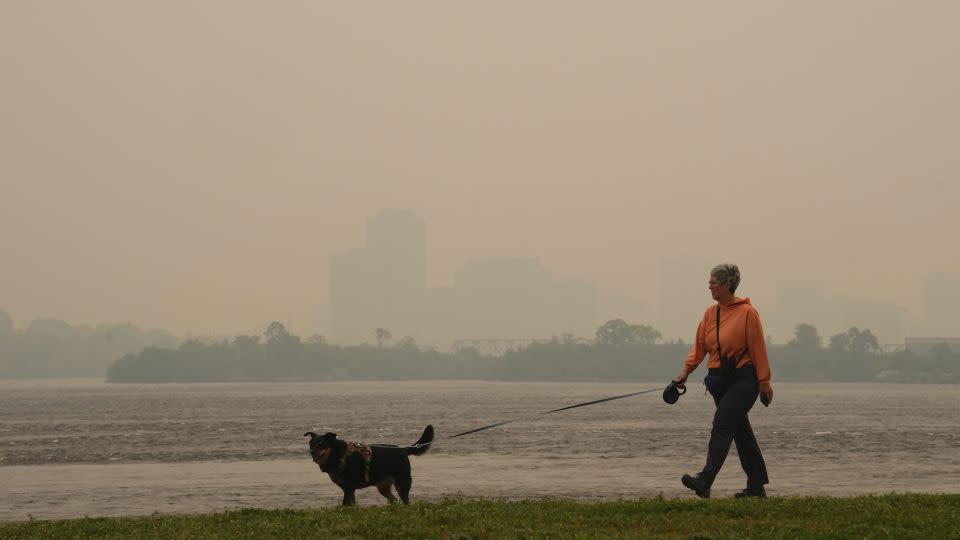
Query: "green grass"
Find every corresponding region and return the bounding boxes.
[2,494,958,539]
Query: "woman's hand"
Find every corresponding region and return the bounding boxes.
[759,381,773,405]
[674,371,689,385]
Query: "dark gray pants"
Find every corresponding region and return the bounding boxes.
[701,365,769,488]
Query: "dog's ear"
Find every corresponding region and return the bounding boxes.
[321,432,337,441]
[303,431,319,439]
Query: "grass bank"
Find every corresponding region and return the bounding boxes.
[2,494,957,539]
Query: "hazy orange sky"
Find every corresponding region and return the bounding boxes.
[2,2,957,337]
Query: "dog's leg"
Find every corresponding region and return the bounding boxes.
[376,477,398,504]
[395,474,412,505]
[341,487,358,506]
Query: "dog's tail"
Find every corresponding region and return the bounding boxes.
[405,424,434,456]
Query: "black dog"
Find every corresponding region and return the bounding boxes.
[303,425,433,506]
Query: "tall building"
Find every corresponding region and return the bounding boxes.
[329,211,597,348]
[365,209,427,293]
[329,210,428,345]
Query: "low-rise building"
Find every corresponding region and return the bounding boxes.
[904,337,960,356]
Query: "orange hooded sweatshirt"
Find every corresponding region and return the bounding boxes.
[683,297,772,384]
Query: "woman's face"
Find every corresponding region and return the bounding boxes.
[708,276,731,300]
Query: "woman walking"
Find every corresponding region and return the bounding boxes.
[673,263,773,498]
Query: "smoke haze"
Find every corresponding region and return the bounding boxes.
[2,1,958,344]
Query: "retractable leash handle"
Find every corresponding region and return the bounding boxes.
[662,380,686,404]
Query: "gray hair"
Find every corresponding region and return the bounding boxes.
[711,263,741,293]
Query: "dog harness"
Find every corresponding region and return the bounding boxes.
[339,441,373,483]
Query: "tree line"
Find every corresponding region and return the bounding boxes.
[0,310,178,378]
[105,320,958,384]
[1,307,953,382]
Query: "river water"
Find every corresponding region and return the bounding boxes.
[1,379,957,521]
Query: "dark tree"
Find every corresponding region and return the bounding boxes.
[595,319,661,346]
[789,323,822,350]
